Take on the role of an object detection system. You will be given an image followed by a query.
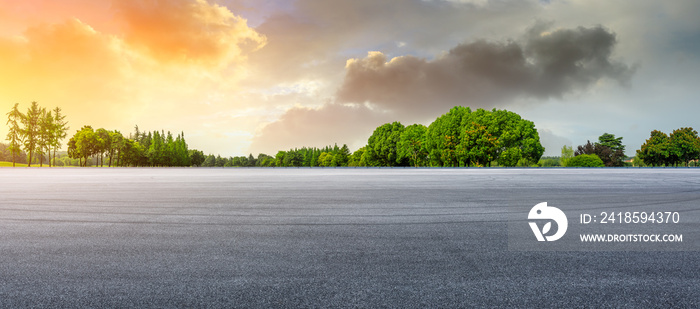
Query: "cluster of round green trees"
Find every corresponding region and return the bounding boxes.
[636,128,700,167]
[350,106,544,167]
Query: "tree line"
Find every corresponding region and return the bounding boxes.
[558,128,700,168]
[195,144,352,167]
[272,144,352,167]
[6,102,700,168]
[5,104,546,168]
[4,102,204,167]
[5,102,69,167]
[183,106,545,168]
[67,125,195,167]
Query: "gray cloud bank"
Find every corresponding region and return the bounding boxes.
[337,24,634,115]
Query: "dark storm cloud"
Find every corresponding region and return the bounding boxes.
[524,24,634,96]
[336,25,635,115]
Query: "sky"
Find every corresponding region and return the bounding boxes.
[1,0,699,157]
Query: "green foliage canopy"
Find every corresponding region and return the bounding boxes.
[669,127,700,167]
[637,128,700,167]
[398,124,428,167]
[560,145,574,167]
[366,121,406,167]
[423,107,544,167]
[575,133,626,167]
[5,103,23,167]
[566,154,605,167]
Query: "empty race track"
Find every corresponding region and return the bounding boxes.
[1,168,699,307]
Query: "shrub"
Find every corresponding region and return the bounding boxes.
[567,154,605,167]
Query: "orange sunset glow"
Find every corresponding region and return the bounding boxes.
[1,0,271,155]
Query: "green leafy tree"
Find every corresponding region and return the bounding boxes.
[51,107,69,167]
[118,139,140,167]
[21,101,42,166]
[348,147,366,167]
[68,126,99,167]
[598,133,625,152]
[247,153,256,167]
[669,127,700,167]
[95,128,111,167]
[306,149,317,167]
[367,121,406,166]
[575,137,625,167]
[318,152,332,167]
[174,132,190,166]
[147,131,164,166]
[223,157,234,167]
[37,109,52,167]
[457,122,499,167]
[106,131,124,167]
[163,132,175,166]
[595,133,626,167]
[201,154,215,167]
[189,149,205,167]
[637,130,669,167]
[335,144,351,166]
[232,156,247,167]
[498,147,522,167]
[426,106,471,167]
[317,152,326,167]
[567,154,605,167]
[398,124,428,167]
[5,103,24,167]
[283,150,303,167]
[215,155,226,167]
[274,151,286,167]
[256,153,275,167]
[426,107,543,167]
[66,137,77,165]
[560,145,574,167]
[489,109,544,167]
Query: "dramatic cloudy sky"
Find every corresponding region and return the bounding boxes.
[1,0,698,156]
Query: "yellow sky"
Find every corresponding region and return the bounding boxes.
[0,0,276,155]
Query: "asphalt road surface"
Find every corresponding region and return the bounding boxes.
[1,168,699,308]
